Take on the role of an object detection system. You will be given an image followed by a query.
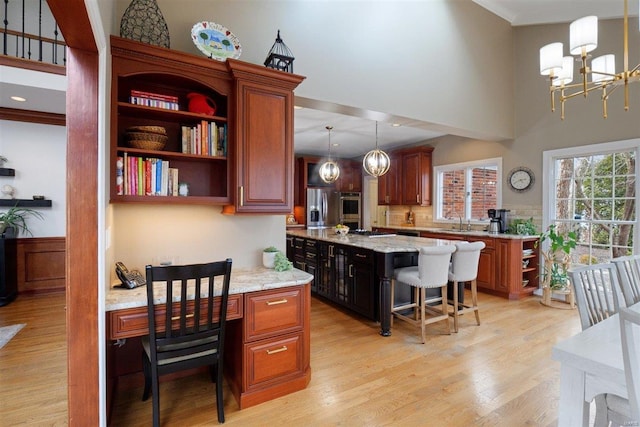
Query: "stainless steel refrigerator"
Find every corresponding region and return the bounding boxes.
[306,188,339,228]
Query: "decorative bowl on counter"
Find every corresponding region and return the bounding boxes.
[334,225,350,236]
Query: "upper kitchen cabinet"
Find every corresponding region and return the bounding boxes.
[377,154,401,205]
[226,60,304,213]
[401,146,433,206]
[110,36,304,212]
[336,159,362,192]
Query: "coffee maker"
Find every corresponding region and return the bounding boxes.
[488,209,510,233]
[487,209,500,233]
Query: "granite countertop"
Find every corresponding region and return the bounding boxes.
[376,225,539,240]
[105,266,313,311]
[286,229,455,253]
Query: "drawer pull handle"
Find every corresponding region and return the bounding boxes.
[171,313,194,321]
[266,346,288,355]
[266,298,288,306]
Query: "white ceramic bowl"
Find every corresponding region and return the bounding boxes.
[334,226,349,236]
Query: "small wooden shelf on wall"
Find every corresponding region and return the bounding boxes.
[0,168,15,177]
[0,199,52,208]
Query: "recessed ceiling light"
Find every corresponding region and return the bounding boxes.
[10,96,26,102]
[391,123,401,127]
[294,105,303,110]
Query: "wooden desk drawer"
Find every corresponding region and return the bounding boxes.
[244,287,303,341]
[245,332,304,389]
[107,293,243,340]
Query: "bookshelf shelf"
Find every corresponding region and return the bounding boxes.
[0,199,52,208]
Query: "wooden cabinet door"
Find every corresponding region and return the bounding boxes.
[402,152,421,205]
[476,249,495,290]
[401,150,432,206]
[228,62,304,213]
[234,81,293,212]
[349,248,375,319]
[378,155,401,205]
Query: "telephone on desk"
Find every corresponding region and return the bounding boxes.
[115,262,146,289]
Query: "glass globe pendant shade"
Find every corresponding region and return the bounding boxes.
[319,160,340,183]
[319,125,340,183]
[363,149,390,177]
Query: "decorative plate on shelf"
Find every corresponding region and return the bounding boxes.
[191,21,242,61]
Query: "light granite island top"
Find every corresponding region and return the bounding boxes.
[105,266,314,311]
[286,228,455,253]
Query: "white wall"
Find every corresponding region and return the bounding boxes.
[114,0,514,141]
[0,120,66,237]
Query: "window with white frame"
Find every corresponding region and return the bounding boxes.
[434,158,502,222]
[543,139,639,265]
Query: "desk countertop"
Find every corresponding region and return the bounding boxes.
[105,266,314,312]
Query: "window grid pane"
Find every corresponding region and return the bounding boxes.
[551,149,636,263]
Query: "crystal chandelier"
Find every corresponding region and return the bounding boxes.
[539,0,640,120]
[319,126,340,184]
[362,121,390,177]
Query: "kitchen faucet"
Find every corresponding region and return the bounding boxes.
[446,211,463,231]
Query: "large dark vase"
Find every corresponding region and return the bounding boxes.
[0,227,18,307]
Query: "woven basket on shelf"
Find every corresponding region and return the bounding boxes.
[126,125,166,135]
[125,131,168,151]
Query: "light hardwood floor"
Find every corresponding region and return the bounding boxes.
[1,290,584,426]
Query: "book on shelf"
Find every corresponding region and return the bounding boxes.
[116,156,124,195]
[117,155,179,197]
[129,89,179,111]
[180,121,227,157]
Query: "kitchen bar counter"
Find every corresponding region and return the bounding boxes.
[287,229,454,336]
[375,224,539,240]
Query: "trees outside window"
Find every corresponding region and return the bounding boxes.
[544,140,638,265]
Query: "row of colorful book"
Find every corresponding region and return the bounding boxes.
[129,89,179,111]
[181,122,227,156]
[116,154,180,196]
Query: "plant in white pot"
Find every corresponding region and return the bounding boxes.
[262,246,279,268]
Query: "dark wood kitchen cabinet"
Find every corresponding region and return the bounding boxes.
[110,36,304,212]
[401,147,433,206]
[378,154,401,205]
[378,146,433,206]
[227,61,304,213]
[336,159,362,192]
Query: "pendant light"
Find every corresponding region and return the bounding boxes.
[362,121,390,177]
[319,126,340,184]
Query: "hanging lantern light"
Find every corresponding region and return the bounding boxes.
[319,126,340,184]
[362,121,390,177]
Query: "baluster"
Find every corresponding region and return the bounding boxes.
[37,0,41,61]
[3,0,8,56]
[52,21,58,64]
[20,0,24,58]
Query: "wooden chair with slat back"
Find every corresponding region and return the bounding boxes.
[142,259,232,426]
[568,262,631,427]
[612,255,640,307]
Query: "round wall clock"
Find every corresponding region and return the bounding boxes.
[508,167,535,192]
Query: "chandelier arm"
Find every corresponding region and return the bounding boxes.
[559,84,606,101]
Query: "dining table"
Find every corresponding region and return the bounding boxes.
[552,301,639,426]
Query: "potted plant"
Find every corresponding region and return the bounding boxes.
[262,246,279,268]
[536,224,578,291]
[0,205,44,236]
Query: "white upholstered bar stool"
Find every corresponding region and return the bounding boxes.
[448,241,485,333]
[392,245,456,344]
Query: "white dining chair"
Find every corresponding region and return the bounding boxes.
[618,306,640,423]
[569,262,630,426]
[612,255,640,307]
[392,245,456,344]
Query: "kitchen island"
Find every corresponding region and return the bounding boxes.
[105,267,313,417]
[286,229,454,336]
